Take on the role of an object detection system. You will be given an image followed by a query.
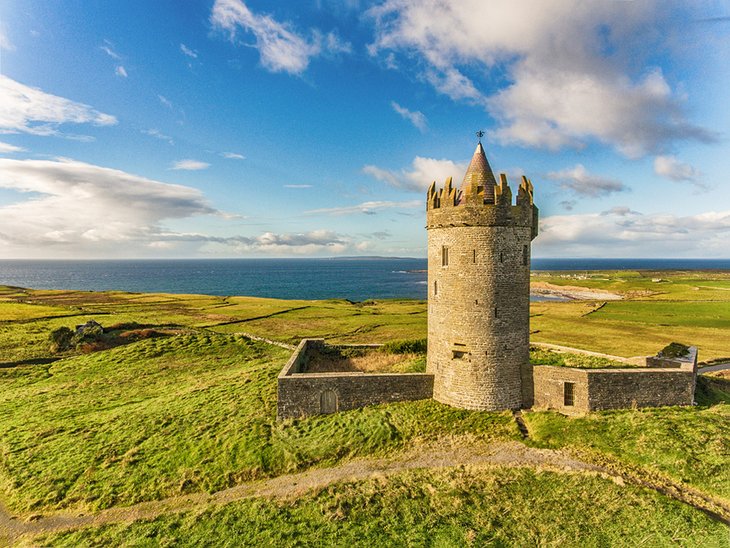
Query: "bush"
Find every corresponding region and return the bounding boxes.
[49,327,74,352]
[658,342,690,359]
[382,339,427,354]
[50,321,107,353]
[72,322,104,347]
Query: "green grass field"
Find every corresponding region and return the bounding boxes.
[41,467,728,547]
[0,272,729,545]
[524,395,730,500]
[0,332,517,514]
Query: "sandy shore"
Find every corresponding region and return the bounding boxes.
[530,281,623,301]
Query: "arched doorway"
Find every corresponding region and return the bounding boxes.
[320,389,338,414]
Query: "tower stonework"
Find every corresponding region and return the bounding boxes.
[426,142,538,410]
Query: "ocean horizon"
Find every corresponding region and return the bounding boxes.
[1,258,728,301]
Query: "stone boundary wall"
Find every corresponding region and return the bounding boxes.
[530,342,645,366]
[531,347,697,414]
[277,339,434,420]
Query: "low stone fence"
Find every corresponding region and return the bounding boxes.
[531,347,697,414]
[277,339,434,420]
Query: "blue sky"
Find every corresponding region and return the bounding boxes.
[0,0,729,259]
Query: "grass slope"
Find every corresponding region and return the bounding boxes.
[0,333,517,513]
[41,467,728,547]
[524,378,730,501]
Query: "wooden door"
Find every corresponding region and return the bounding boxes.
[320,389,338,413]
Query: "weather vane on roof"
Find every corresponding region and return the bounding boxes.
[476,130,485,143]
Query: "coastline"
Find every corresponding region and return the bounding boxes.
[530,282,623,301]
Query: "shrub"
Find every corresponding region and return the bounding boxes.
[72,322,104,348]
[49,326,74,352]
[658,342,690,359]
[382,339,427,354]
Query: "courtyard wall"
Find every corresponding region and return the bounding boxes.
[277,339,434,419]
[531,347,697,414]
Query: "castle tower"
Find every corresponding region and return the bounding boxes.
[426,138,538,410]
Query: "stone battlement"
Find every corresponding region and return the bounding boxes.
[426,174,538,239]
[427,173,535,210]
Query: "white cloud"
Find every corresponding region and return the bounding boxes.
[654,155,701,182]
[547,164,627,198]
[322,31,352,55]
[284,184,312,188]
[242,230,352,254]
[363,156,467,192]
[536,207,730,258]
[115,65,128,78]
[305,200,421,216]
[0,158,381,257]
[221,151,246,160]
[171,159,210,171]
[180,43,198,58]
[185,229,370,256]
[368,1,713,157]
[0,158,217,256]
[100,43,121,60]
[210,0,349,74]
[0,26,14,51]
[0,75,117,136]
[158,95,173,109]
[391,101,427,131]
[0,141,25,154]
[142,128,174,145]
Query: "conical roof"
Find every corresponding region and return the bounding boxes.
[459,142,498,203]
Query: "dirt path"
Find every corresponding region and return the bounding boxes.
[699,362,730,373]
[1,440,728,545]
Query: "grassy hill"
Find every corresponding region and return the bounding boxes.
[0,272,729,546]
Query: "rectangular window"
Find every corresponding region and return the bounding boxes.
[472,249,477,263]
[564,382,575,406]
[442,246,449,266]
[433,280,438,296]
[522,245,528,266]
[499,251,504,263]
[494,307,499,319]
[452,342,467,360]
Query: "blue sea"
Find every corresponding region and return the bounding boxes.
[0,258,728,301]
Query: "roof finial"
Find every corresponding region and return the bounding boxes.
[476,130,485,143]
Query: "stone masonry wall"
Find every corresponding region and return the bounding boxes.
[277,340,434,420]
[531,347,697,414]
[427,223,532,410]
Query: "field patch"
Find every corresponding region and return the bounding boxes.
[588,300,730,329]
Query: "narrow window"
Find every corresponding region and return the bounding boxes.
[499,251,504,263]
[452,342,467,360]
[433,280,438,296]
[522,245,528,266]
[442,246,449,266]
[494,307,499,319]
[563,382,575,406]
[472,249,477,263]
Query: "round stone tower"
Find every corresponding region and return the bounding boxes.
[426,139,538,410]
